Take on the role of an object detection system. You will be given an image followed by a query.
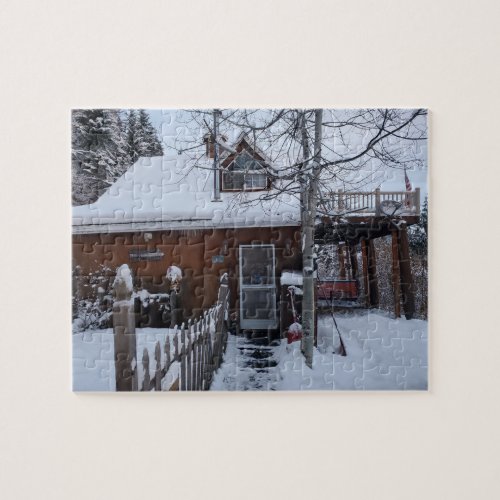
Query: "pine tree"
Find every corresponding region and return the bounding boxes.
[409,196,428,255]
[72,109,164,205]
[126,109,140,163]
[138,109,163,156]
[125,109,163,162]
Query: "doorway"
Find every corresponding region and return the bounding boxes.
[238,244,277,330]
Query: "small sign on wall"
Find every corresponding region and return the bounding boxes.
[212,255,224,264]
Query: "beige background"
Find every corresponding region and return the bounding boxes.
[1,1,499,499]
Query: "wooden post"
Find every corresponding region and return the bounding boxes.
[112,266,138,392]
[180,325,186,391]
[164,337,171,374]
[375,188,381,215]
[154,341,162,391]
[398,224,416,319]
[141,348,150,391]
[361,239,370,307]
[170,289,183,328]
[198,322,203,389]
[337,243,346,279]
[367,239,380,308]
[391,230,401,318]
[187,331,192,391]
[349,244,359,280]
[192,327,197,391]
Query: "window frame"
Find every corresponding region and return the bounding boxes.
[221,151,271,192]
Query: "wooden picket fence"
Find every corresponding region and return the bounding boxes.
[140,276,230,391]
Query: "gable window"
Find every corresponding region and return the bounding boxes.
[222,151,269,191]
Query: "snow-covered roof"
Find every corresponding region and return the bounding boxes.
[72,155,301,234]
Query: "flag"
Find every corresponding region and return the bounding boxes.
[404,168,412,192]
[404,168,412,207]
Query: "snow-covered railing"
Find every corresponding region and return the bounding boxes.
[326,188,420,216]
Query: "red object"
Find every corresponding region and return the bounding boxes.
[317,279,358,301]
[404,167,412,192]
[287,323,303,344]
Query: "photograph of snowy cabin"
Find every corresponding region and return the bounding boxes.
[72,109,428,391]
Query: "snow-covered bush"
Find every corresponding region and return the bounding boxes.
[72,264,114,332]
[73,297,113,332]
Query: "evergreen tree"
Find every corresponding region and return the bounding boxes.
[138,109,163,156]
[126,109,164,162]
[72,109,115,202]
[126,109,140,164]
[409,196,428,254]
[72,109,164,205]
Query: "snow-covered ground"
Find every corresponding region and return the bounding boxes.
[73,327,182,391]
[73,310,427,391]
[211,310,428,391]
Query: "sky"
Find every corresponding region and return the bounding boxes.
[146,108,428,202]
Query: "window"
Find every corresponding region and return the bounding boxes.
[222,151,269,191]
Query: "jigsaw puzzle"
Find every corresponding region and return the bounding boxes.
[72,109,428,391]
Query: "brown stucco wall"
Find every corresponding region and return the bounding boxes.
[73,226,302,321]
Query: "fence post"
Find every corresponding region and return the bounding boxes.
[170,289,182,328]
[191,323,197,391]
[164,336,171,373]
[154,341,162,391]
[141,348,150,391]
[187,327,192,391]
[180,324,186,391]
[197,320,203,389]
[112,265,138,391]
[173,327,179,360]
[375,188,381,215]
[205,313,214,387]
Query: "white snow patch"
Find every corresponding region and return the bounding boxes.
[113,264,133,292]
[166,265,182,282]
[281,271,303,286]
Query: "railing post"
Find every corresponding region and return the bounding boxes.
[375,188,381,215]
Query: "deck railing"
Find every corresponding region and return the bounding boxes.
[326,188,420,216]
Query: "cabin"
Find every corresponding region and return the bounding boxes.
[72,134,303,336]
[72,132,422,336]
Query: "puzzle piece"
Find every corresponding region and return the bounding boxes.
[72,108,428,391]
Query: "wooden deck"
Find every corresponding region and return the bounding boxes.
[316,189,421,244]
[322,188,420,217]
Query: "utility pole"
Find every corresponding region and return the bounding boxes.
[301,109,322,368]
[212,109,221,201]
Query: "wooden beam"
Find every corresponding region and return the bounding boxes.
[338,243,346,279]
[391,230,401,318]
[349,244,359,281]
[398,224,416,319]
[361,239,370,307]
[367,239,380,308]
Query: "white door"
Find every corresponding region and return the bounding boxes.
[239,244,277,330]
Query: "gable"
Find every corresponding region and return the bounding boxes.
[221,138,271,192]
